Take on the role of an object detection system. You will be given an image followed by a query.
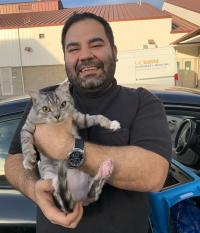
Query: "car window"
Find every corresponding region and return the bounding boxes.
[0,117,20,186]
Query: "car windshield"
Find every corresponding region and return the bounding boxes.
[0,118,20,185]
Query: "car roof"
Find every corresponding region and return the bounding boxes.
[0,96,30,117]
[152,89,200,106]
[125,84,200,107]
[0,86,200,117]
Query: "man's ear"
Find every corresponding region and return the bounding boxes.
[113,45,118,62]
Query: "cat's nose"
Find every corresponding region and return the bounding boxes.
[54,115,60,120]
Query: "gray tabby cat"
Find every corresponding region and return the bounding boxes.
[21,81,120,213]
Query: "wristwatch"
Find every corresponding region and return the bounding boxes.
[67,138,85,168]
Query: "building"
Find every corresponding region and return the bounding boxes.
[163,0,200,26]
[0,1,199,98]
[0,0,63,14]
[163,0,200,88]
[171,28,200,87]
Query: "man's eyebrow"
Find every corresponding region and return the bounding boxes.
[66,38,104,49]
[66,42,79,49]
[89,37,105,44]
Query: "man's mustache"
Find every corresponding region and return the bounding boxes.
[76,59,104,74]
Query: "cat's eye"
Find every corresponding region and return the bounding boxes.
[42,106,51,112]
[61,101,66,108]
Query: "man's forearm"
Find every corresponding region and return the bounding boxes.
[4,154,39,202]
[82,143,169,192]
[33,122,169,192]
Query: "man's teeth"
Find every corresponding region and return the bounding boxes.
[81,67,97,72]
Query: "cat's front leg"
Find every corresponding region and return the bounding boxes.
[85,114,121,131]
[71,109,120,130]
[21,122,37,170]
[95,115,121,131]
[22,150,37,170]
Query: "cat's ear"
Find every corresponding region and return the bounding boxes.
[29,90,40,105]
[56,80,70,94]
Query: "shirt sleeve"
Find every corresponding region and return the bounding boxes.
[8,100,32,155]
[130,87,172,162]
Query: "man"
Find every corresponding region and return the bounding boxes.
[5,12,171,233]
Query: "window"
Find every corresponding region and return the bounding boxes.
[185,61,191,71]
[177,62,180,71]
[39,33,45,39]
[172,23,179,30]
[0,118,20,186]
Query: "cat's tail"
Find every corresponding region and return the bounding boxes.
[53,161,75,213]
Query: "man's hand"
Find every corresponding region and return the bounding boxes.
[34,117,74,160]
[35,179,83,228]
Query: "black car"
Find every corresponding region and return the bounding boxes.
[1,86,200,232]
[0,96,36,233]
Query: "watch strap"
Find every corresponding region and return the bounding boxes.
[74,138,84,150]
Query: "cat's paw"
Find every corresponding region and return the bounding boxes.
[98,160,114,179]
[52,177,59,191]
[23,157,37,170]
[109,120,121,131]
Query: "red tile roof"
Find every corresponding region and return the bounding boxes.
[0,0,62,14]
[165,0,200,14]
[164,10,199,33]
[0,2,170,29]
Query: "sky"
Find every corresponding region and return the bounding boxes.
[0,0,164,9]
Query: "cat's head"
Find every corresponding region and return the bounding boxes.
[30,81,73,123]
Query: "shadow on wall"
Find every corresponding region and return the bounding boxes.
[0,38,66,99]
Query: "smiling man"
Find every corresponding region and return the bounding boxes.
[5,13,172,233]
[64,18,117,90]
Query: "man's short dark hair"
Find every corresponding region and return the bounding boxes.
[61,12,115,52]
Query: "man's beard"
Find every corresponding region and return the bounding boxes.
[65,55,116,89]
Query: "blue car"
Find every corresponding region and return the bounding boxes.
[0,86,200,232]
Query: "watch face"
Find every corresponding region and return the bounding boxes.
[68,149,84,167]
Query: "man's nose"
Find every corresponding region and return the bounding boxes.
[79,47,94,61]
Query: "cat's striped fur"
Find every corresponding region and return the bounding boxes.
[21,81,120,212]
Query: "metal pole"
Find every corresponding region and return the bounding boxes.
[17,28,25,95]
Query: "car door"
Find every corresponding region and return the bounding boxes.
[0,112,36,230]
[0,113,21,187]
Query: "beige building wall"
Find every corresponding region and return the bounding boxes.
[170,32,186,44]
[162,1,200,88]
[12,67,24,96]
[0,16,186,97]
[0,29,21,67]
[0,26,64,68]
[0,26,66,97]
[110,18,172,51]
[0,65,66,99]
[0,19,172,68]
[19,26,64,66]
[163,2,200,26]
[22,65,66,92]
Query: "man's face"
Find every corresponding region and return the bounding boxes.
[64,19,117,89]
